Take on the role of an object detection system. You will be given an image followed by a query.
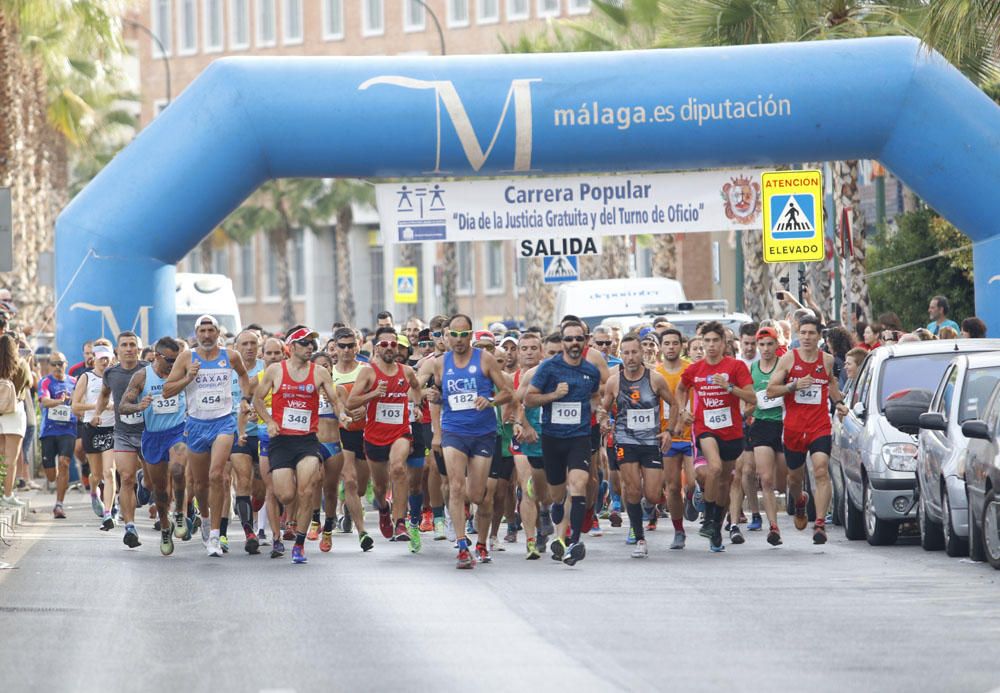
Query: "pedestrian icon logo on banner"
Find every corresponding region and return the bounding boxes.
[761,170,824,263]
[543,255,579,283]
[770,194,815,239]
[397,276,414,293]
[393,267,418,303]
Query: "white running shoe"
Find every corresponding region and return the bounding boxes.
[631,539,649,559]
[200,519,211,546]
[207,535,224,557]
[1,494,26,508]
[445,513,456,543]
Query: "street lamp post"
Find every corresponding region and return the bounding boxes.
[411,0,446,55]
[124,18,172,107]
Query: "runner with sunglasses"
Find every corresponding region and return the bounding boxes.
[253,327,337,565]
[162,315,252,558]
[119,337,187,556]
[426,314,512,568]
[524,320,607,567]
[345,327,424,546]
[330,327,374,551]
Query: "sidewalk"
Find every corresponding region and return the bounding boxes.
[0,492,32,542]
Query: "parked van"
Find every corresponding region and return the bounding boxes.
[175,272,242,338]
[553,278,685,329]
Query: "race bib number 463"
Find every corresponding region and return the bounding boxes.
[704,407,732,430]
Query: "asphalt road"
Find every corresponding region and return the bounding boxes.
[2,489,999,693]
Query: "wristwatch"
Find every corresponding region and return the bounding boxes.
[726,383,734,394]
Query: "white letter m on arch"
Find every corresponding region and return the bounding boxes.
[358,76,541,173]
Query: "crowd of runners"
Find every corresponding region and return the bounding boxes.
[0,296,904,568]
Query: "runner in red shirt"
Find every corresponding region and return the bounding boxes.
[345,326,423,543]
[671,321,756,552]
[766,315,849,544]
[253,327,340,565]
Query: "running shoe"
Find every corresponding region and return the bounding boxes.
[136,470,150,507]
[599,507,610,520]
[631,539,648,559]
[419,509,433,533]
[445,513,456,542]
[53,504,66,519]
[408,523,422,554]
[709,528,725,553]
[646,515,658,532]
[684,492,699,522]
[201,520,211,545]
[270,539,285,558]
[320,530,333,552]
[767,524,782,546]
[359,532,375,552]
[525,537,541,560]
[160,524,175,556]
[625,527,638,545]
[339,511,353,534]
[207,535,223,557]
[393,519,408,543]
[748,513,763,531]
[219,536,230,553]
[590,517,603,537]
[123,525,141,548]
[173,513,186,539]
[475,542,491,563]
[257,528,270,546]
[245,534,260,555]
[813,522,828,545]
[489,536,505,553]
[100,516,114,532]
[609,510,622,528]
[539,513,555,539]
[306,521,320,541]
[794,492,809,531]
[739,512,748,524]
[563,541,586,566]
[291,544,307,564]
[729,525,745,545]
[503,529,517,543]
[90,494,104,517]
[550,536,566,561]
[692,484,705,513]
[153,519,161,531]
[378,506,393,539]
[282,525,296,542]
[698,519,714,539]
[433,517,447,540]
[456,548,475,569]
[670,531,686,550]
[466,517,476,536]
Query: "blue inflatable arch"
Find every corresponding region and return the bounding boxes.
[55,36,1000,348]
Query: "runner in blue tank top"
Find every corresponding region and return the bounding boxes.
[229,330,266,555]
[525,320,609,567]
[428,314,512,569]
[162,315,252,559]
[120,337,187,556]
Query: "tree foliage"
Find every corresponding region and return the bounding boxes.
[868,209,974,330]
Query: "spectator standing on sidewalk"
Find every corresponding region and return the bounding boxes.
[926,295,960,336]
[961,317,987,338]
[0,334,34,508]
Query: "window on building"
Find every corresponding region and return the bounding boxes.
[537,0,559,18]
[404,0,425,31]
[151,0,171,57]
[256,0,276,46]
[514,256,529,291]
[238,239,255,298]
[485,241,504,292]
[477,0,499,23]
[322,0,344,39]
[230,0,250,49]
[457,242,473,293]
[448,0,469,27]
[212,245,230,276]
[370,245,385,318]
[283,0,303,44]
[204,0,224,51]
[178,0,197,54]
[507,0,528,20]
[567,0,590,14]
[363,0,384,36]
[292,229,306,296]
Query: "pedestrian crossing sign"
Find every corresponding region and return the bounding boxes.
[393,267,418,304]
[761,170,824,263]
[543,255,579,283]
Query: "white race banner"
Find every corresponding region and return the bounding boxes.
[376,169,763,245]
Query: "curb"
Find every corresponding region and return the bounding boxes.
[0,497,31,542]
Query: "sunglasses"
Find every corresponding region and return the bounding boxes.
[594,340,612,347]
[431,331,443,338]
[295,339,315,348]
[449,330,472,338]
[50,361,65,366]
[156,353,176,364]
[418,340,434,348]
[562,336,586,343]
[336,342,356,349]
[376,340,397,348]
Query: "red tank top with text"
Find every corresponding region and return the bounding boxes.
[364,361,411,446]
[271,362,320,436]
[783,349,831,434]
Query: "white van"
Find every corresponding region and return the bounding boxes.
[175,272,242,338]
[553,278,685,329]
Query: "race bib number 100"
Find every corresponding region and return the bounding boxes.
[551,402,582,425]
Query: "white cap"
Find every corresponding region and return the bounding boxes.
[93,345,114,360]
[195,314,219,328]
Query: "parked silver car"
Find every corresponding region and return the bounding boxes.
[915,353,1000,556]
[958,384,1000,569]
[830,340,1000,546]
